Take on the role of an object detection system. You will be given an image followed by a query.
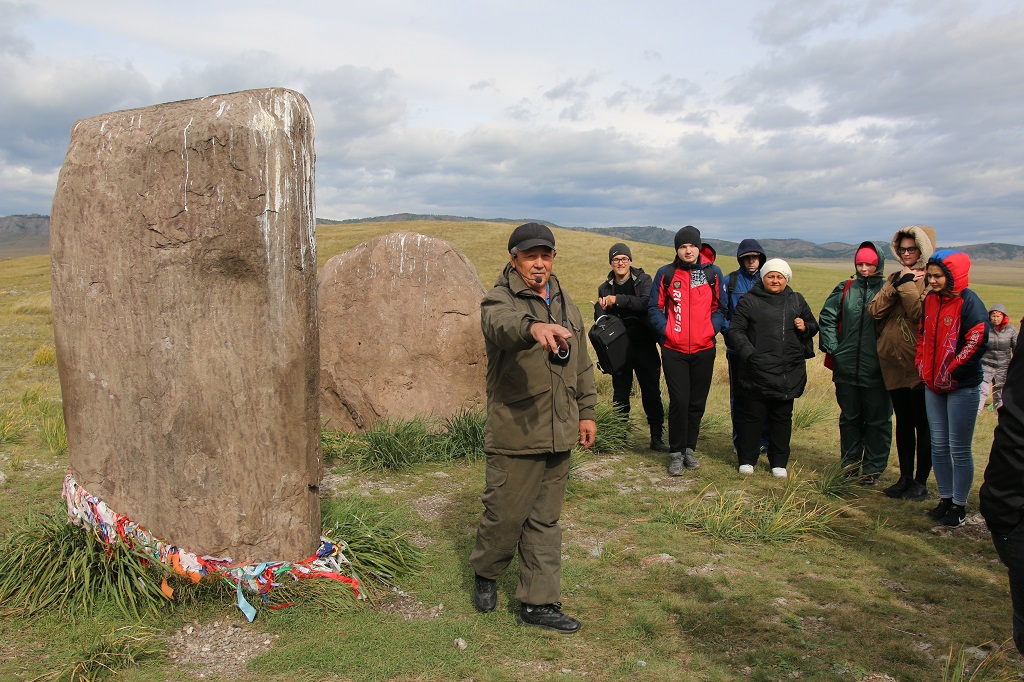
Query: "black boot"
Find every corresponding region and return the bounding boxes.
[882,476,912,498]
[650,426,670,452]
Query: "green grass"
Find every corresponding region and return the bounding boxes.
[0,222,1022,680]
[34,625,164,682]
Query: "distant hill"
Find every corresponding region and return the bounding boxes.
[3,213,1022,262]
[567,225,1024,262]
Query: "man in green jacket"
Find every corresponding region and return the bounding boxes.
[469,222,598,634]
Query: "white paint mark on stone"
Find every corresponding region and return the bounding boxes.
[182,116,194,212]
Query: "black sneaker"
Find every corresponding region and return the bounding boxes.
[900,481,930,502]
[650,436,670,453]
[927,498,953,521]
[517,603,581,634]
[939,504,967,528]
[472,574,497,613]
[882,477,912,498]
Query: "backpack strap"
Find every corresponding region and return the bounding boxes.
[727,271,738,296]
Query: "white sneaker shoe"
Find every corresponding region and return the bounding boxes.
[771,467,788,478]
[738,464,754,474]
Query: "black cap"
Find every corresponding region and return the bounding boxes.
[674,225,701,250]
[508,222,555,252]
[609,242,632,263]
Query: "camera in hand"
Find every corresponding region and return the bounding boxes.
[549,343,571,365]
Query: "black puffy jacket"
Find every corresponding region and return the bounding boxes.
[981,349,1024,534]
[727,283,819,401]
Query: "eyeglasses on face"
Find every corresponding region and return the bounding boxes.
[611,256,631,264]
[897,246,919,254]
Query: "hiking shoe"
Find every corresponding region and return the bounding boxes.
[771,467,788,478]
[927,498,953,521]
[472,575,497,613]
[738,464,755,475]
[668,452,685,476]
[517,603,581,634]
[650,436,670,453]
[857,474,878,486]
[900,481,930,502]
[939,504,967,528]
[882,476,912,498]
[842,469,860,479]
[683,448,700,469]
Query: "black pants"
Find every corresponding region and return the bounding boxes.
[890,387,932,482]
[736,395,793,469]
[992,522,1024,655]
[611,339,665,432]
[662,346,715,453]
[727,352,769,448]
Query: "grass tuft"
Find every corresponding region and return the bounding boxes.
[0,407,31,444]
[792,399,833,429]
[656,481,851,543]
[0,510,172,619]
[813,462,861,498]
[31,344,56,366]
[33,625,163,682]
[440,406,486,461]
[41,413,67,456]
[320,497,425,599]
[588,401,630,455]
[941,641,1014,681]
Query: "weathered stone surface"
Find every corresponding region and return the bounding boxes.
[318,232,486,430]
[50,89,320,562]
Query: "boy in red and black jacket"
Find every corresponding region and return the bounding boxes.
[648,225,724,475]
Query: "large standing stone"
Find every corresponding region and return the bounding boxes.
[50,89,320,562]
[318,232,487,430]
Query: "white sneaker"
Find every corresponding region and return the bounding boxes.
[771,467,788,478]
[738,464,754,475]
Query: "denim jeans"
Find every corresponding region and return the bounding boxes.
[924,385,980,506]
[991,522,1024,654]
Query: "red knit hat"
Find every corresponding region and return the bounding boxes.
[855,246,878,266]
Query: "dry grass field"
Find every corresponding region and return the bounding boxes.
[0,219,1022,681]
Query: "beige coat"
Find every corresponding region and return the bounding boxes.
[868,224,937,390]
[481,265,597,455]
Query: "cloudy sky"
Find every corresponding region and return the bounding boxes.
[2,0,1023,244]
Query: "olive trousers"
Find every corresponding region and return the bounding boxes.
[469,451,570,606]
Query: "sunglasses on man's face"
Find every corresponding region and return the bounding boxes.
[897,246,919,254]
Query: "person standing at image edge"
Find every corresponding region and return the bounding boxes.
[818,241,892,486]
[978,304,1018,414]
[869,224,936,501]
[917,249,988,528]
[594,243,668,452]
[648,225,724,476]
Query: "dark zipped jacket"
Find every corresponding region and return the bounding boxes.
[481,265,598,455]
[722,238,767,352]
[818,241,886,388]
[727,282,819,401]
[981,349,1024,534]
[916,250,988,393]
[594,266,658,344]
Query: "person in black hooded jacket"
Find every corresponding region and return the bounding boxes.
[727,259,818,477]
[981,349,1024,653]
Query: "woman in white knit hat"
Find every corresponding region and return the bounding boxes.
[726,259,818,477]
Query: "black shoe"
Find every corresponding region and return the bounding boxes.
[857,474,878,487]
[939,504,967,528]
[650,436,670,453]
[927,498,953,521]
[473,575,497,613]
[882,476,912,498]
[517,603,581,634]
[900,481,930,502]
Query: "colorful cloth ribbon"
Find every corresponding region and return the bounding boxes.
[61,472,362,621]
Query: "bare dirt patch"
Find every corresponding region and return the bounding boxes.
[166,618,278,679]
[375,587,444,621]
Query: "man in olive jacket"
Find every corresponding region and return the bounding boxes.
[469,222,597,634]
